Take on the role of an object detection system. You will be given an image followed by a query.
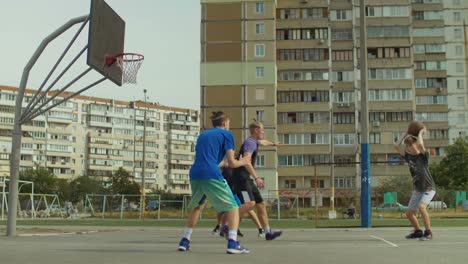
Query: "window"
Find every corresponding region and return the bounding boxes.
[457,97,465,107]
[415,61,446,71]
[277,91,329,103]
[334,134,355,145]
[285,180,296,189]
[333,113,355,124]
[332,71,354,82]
[332,50,353,61]
[279,70,329,81]
[369,89,412,101]
[454,28,462,39]
[456,63,464,73]
[256,67,264,78]
[367,26,409,38]
[335,177,354,188]
[256,110,265,122]
[255,2,264,13]
[255,44,265,57]
[368,68,411,80]
[454,12,461,22]
[416,96,447,105]
[311,179,325,188]
[278,155,304,166]
[455,46,463,56]
[255,23,264,35]
[255,88,265,100]
[303,8,327,19]
[277,28,328,40]
[413,28,444,37]
[429,147,446,157]
[332,29,353,40]
[333,92,354,103]
[303,49,328,61]
[416,112,448,122]
[279,9,300,19]
[332,10,351,20]
[458,114,465,124]
[453,0,461,5]
[457,80,464,89]
[255,155,265,167]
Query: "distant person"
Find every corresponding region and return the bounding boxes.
[394,125,436,240]
[65,201,73,219]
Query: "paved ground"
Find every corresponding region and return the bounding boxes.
[1,226,467,264]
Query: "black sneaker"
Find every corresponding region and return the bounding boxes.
[258,228,265,238]
[405,230,423,239]
[237,229,244,237]
[266,230,283,241]
[211,224,220,235]
[420,230,433,241]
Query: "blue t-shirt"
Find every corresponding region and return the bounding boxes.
[189,128,235,180]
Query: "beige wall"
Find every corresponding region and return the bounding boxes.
[205,43,242,62]
[204,85,243,106]
[205,3,242,20]
[206,22,242,42]
[201,62,277,85]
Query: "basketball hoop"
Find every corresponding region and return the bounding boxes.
[106,53,144,84]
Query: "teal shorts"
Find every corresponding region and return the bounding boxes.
[188,179,239,213]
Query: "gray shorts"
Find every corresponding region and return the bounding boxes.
[408,190,436,211]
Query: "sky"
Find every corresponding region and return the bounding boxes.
[0,0,201,109]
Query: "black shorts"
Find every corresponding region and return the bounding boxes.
[234,178,264,204]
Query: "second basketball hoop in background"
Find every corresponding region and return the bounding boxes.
[107,53,144,84]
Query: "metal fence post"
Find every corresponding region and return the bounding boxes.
[120,195,125,220]
[102,195,107,219]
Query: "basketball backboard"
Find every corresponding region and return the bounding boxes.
[87,0,125,86]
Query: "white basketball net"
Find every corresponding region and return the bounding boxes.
[115,53,144,84]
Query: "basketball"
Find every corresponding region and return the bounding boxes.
[407,121,425,136]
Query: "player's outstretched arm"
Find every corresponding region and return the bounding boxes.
[393,132,407,156]
[417,127,426,152]
[258,139,279,147]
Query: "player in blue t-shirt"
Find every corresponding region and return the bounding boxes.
[177,111,251,254]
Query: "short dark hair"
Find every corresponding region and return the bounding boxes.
[211,111,228,127]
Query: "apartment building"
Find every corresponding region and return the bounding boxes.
[0,85,199,195]
[201,0,468,204]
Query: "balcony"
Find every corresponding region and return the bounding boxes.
[168,179,189,185]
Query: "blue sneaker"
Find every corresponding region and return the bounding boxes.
[265,230,282,241]
[226,239,250,254]
[178,238,190,251]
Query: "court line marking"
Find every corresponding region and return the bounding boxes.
[369,235,398,247]
[18,231,98,237]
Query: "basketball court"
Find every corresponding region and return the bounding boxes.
[0,227,467,263]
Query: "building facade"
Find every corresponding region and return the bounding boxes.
[0,85,199,195]
[201,0,468,204]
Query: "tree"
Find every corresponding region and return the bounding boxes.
[378,175,413,204]
[107,167,140,195]
[56,178,72,202]
[19,167,58,194]
[430,136,468,190]
[69,175,103,203]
